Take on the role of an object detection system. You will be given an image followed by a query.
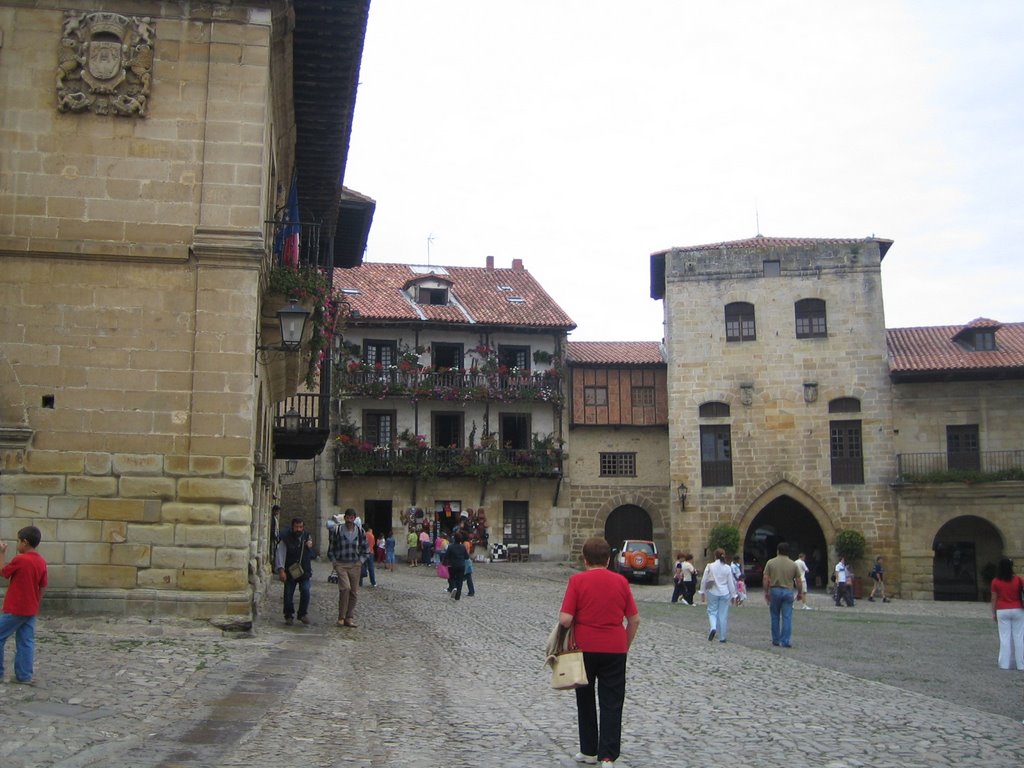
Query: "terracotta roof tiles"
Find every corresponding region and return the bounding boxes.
[334,261,576,330]
[567,341,665,365]
[887,321,1024,378]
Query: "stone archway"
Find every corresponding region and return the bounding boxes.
[737,480,832,589]
[932,516,1004,602]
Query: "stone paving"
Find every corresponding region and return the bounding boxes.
[1,561,1022,767]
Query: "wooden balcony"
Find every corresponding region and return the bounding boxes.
[896,450,1024,483]
[272,393,330,460]
[334,444,563,479]
[335,367,563,405]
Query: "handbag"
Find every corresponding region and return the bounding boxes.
[287,560,305,580]
[437,563,450,580]
[548,625,588,690]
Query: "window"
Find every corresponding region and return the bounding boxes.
[700,425,732,486]
[795,298,827,338]
[631,386,655,408]
[725,302,756,342]
[600,452,636,477]
[830,420,863,484]
[498,344,530,371]
[584,386,608,406]
[763,260,781,277]
[972,331,995,351]
[947,425,980,471]
[363,411,394,447]
[432,342,463,370]
[417,286,448,305]
[500,413,530,450]
[432,412,463,448]
[699,401,730,418]
[363,340,396,368]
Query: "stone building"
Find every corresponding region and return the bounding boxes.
[563,341,671,565]
[648,235,1024,598]
[0,1,373,616]
[322,257,575,561]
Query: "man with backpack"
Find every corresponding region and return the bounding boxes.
[328,508,368,628]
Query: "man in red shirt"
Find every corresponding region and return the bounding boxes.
[0,525,49,684]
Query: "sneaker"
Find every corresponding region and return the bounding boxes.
[573,753,597,765]
[883,598,891,603]
[600,761,614,767]
[868,596,875,602]
[13,678,34,686]
[680,599,690,606]
[298,616,310,625]
[708,628,716,641]
[284,617,294,626]
[801,605,813,610]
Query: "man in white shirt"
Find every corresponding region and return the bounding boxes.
[834,556,854,607]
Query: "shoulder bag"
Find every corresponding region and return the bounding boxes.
[548,624,588,690]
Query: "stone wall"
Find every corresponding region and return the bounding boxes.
[661,240,900,582]
[0,2,283,616]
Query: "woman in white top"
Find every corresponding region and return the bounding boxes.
[699,548,738,643]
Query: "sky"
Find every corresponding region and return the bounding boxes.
[344,1,1024,342]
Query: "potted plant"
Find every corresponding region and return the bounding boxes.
[834,529,867,598]
[707,524,740,558]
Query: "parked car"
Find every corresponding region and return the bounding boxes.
[615,540,660,585]
[743,553,764,587]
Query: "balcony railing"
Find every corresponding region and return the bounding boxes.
[272,393,330,460]
[335,367,563,405]
[334,444,563,479]
[896,450,1024,483]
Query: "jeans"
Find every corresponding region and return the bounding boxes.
[671,580,686,603]
[448,567,465,599]
[706,593,732,640]
[0,613,36,682]
[360,556,377,586]
[996,607,1024,670]
[835,582,854,606]
[575,652,627,763]
[769,587,796,646]
[283,576,311,619]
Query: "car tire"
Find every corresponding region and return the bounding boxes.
[650,573,659,586]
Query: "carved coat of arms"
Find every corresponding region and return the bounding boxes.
[56,11,154,117]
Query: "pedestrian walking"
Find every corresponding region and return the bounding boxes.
[558,537,640,767]
[795,552,812,610]
[762,542,802,648]
[0,526,48,685]
[699,548,738,643]
[834,557,854,607]
[990,557,1024,670]
[868,556,890,602]
[384,529,396,572]
[360,527,378,587]
[671,552,689,604]
[328,508,368,628]
[444,532,469,600]
[275,517,315,625]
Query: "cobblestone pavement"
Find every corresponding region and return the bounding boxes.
[1,562,1022,767]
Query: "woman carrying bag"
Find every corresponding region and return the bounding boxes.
[557,537,640,767]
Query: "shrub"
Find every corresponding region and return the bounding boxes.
[708,524,740,557]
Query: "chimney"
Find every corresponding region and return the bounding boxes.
[486,255,494,270]
[511,258,523,271]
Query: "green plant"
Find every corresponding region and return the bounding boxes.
[267,264,349,388]
[532,349,553,365]
[834,529,866,561]
[707,524,740,556]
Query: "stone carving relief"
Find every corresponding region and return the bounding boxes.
[56,11,154,117]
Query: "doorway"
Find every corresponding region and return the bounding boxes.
[363,500,394,540]
[933,515,1003,601]
[742,495,827,589]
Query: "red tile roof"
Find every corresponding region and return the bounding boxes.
[652,234,894,257]
[567,341,665,365]
[887,320,1024,379]
[333,261,576,330]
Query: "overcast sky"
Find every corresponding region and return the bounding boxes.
[344,1,1024,342]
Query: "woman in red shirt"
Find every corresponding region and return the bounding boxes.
[559,538,640,767]
[990,557,1024,670]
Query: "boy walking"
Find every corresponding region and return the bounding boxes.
[0,526,49,684]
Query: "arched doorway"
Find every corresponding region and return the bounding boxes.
[743,495,827,589]
[604,504,653,554]
[933,516,1004,601]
